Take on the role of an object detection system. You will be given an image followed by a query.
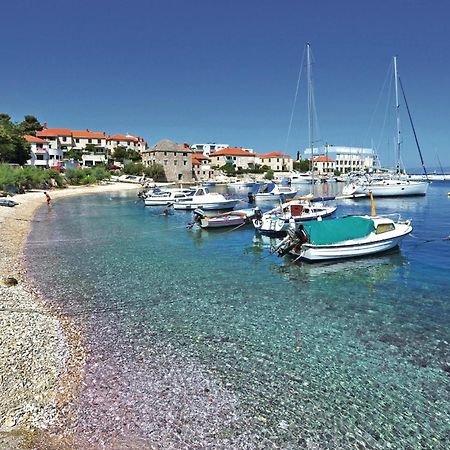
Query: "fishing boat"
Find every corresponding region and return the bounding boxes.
[143,188,193,206]
[253,182,297,201]
[252,198,337,237]
[342,56,428,197]
[173,187,241,211]
[274,214,412,262]
[193,208,255,228]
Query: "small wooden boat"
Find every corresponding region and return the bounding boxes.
[193,208,254,228]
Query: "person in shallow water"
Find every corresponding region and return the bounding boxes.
[44,191,51,205]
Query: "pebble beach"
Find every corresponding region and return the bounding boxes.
[0,183,139,449]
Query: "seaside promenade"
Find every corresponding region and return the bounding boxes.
[0,183,139,449]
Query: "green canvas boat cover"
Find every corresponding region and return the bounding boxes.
[302,217,375,245]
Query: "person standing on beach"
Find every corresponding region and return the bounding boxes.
[44,191,51,206]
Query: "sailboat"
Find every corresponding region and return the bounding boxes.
[252,43,338,236]
[343,56,429,197]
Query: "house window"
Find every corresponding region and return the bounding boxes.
[97,139,101,144]
[183,161,187,166]
[217,157,219,161]
[88,139,92,143]
[174,160,177,165]
[164,160,168,165]
[164,152,167,156]
[36,154,44,160]
[75,138,80,143]
[62,137,67,142]
[183,152,187,156]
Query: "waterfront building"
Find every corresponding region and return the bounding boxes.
[312,156,335,174]
[258,152,293,172]
[192,153,214,181]
[72,130,108,153]
[36,128,74,152]
[304,145,374,173]
[81,154,107,167]
[142,139,193,182]
[191,143,229,156]
[25,135,63,168]
[209,147,257,170]
[106,134,147,154]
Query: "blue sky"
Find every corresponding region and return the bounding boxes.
[1,0,449,169]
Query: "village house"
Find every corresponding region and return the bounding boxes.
[312,156,335,174]
[209,147,257,170]
[25,135,63,168]
[258,152,293,172]
[142,139,193,182]
[192,153,214,181]
[72,130,108,153]
[106,134,147,154]
[36,128,73,152]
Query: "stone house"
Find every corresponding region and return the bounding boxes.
[142,139,193,182]
[258,152,293,172]
[209,147,257,170]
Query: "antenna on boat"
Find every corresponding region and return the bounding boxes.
[307,42,315,192]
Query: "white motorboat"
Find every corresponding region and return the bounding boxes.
[227,179,257,189]
[253,182,297,201]
[143,188,193,206]
[173,187,241,211]
[252,199,337,237]
[274,214,412,262]
[288,171,318,184]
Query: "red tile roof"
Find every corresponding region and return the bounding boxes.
[24,135,48,144]
[107,134,141,142]
[193,152,209,160]
[72,130,106,139]
[210,147,255,157]
[313,156,335,162]
[37,128,72,137]
[259,152,291,158]
[192,158,201,165]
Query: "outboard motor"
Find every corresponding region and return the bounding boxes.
[253,207,262,220]
[248,192,255,203]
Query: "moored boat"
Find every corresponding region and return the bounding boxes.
[274,214,412,262]
[173,187,240,211]
[253,182,297,201]
[252,198,337,237]
[193,208,254,228]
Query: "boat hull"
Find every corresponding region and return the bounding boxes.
[343,181,428,197]
[173,200,240,211]
[254,192,297,201]
[294,223,412,262]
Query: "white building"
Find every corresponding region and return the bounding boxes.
[192,153,214,180]
[258,152,293,172]
[312,156,335,174]
[191,143,229,157]
[209,147,257,170]
[25,135,63,168]
[36,128,74,152]
[107,134,147,154]
[72,130,108,153]
[304,146,374,173]
[81,154,107,167]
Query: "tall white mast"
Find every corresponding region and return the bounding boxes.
[307,43,314,185]
[394,56,401,174]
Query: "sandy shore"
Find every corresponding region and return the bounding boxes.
[0,183,140,449]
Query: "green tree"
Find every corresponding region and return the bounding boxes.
[143,163,165,181]
[264,169,274,180]
[65,149,83,161]
[19,115,43,136]
[0,114,31,165]
[220,162,236,176]
[112,146,140,163]
[293,159,310,172]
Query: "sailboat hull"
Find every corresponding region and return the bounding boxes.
[343,180,428,197]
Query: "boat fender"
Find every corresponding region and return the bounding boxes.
[254,218,262,227]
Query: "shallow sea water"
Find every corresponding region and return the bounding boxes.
[26,182,450,448]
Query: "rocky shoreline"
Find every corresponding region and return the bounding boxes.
[0,183,139,449]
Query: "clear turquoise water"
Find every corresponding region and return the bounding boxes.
[26,183,450,448]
